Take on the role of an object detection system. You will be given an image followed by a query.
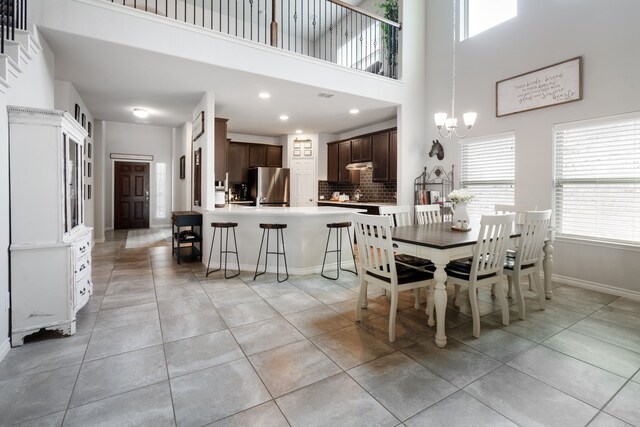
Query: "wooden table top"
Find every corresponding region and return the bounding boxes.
[391,222,523,250]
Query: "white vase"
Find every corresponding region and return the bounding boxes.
[452,202,470,227]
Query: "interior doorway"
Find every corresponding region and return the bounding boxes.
[114,161,150,229]
[290,158,317,207]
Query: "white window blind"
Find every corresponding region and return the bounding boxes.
[460,133,515,221]
[554,114,640,245]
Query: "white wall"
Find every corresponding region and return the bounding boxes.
[227,132,280,145]
[425,0,640,296]
[103,121,174,228]
[172,123,192,211]
[1,34,56,353]
[191,92,215,212]
[54,81,96,235]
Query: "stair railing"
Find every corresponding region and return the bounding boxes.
[1,0,28,55]
[105,0,400,79]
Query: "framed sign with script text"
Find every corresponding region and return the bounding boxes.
[496,57,582,117]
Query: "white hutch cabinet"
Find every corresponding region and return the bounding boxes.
[8,106,93,346]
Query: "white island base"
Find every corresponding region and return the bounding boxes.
[204,206,365,275]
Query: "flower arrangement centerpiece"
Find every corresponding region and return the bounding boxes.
[448,189,473,228]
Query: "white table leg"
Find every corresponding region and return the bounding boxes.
[543,240,554,299]
[433,261,448,348]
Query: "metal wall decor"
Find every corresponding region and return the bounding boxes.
[428,140,444,160]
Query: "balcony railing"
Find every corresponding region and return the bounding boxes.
[1,0,29,54]
[105,0,400,79]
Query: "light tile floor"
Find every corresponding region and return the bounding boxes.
[1,229,640,426]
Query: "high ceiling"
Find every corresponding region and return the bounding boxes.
[40,2,397,138]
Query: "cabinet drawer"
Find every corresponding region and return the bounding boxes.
[391,241,417,256]
[75,238,91,259]
[172,215,201,227]
[74,276,92,310]
[75,257,91,278]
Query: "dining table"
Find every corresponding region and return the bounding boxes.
[391,221,554,348]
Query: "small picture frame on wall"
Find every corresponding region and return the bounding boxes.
[87,143,92,159]
[84,160,87,176]
[293,142,301,149]
[293,150,301,157]
[74,104,81,122]
[303,149,312,156]
[81,113,86,129]
[88,162,92,178]
[179,155,186,179]
[87,184,92,200]
[88,122,92,138]
[193,111,205,142]
[304,141,312,149]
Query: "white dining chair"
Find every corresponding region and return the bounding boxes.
[379,205,432,308]
[444,213,515,338]
[494,204,525,225]
[504,210,552,320]
[352,213,434,342]
[415,204,443,225]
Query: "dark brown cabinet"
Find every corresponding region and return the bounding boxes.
[266,145,282,167]
[372,132,390,182]
[228,142,249,183]
[327,142,339,183]
[214,118,228,182]
[389,131,397,182]
[338,141,351,183]
[351,137,372,162]
[249,144,267,167]
[228,142,282,184]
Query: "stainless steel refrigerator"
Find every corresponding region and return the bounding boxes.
[248,167,290,207]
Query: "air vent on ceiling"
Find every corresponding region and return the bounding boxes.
[317,92,335,98]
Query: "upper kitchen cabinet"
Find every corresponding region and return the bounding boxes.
[372,131,390,182]
[249,144,267,167]
[390,130,397,182]
[215,118,228,182]
[266,145,283,167]
[228,142,249,183]
[351,136,372,162]
[338,141,351,183]
[327,142,339,183]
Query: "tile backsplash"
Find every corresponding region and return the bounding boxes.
[318,169,397,203]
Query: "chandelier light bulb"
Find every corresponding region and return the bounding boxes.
[434,113,448,128]
[463,112,477,128]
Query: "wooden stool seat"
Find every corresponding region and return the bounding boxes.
[259,223,287,230]
[326,222,352,229]
[211,222,238,228]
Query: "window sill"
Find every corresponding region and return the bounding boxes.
[555,235,640,253]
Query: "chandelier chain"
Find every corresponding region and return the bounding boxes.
[451,0,457,121]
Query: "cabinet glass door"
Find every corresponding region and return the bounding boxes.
[64,134,82,233]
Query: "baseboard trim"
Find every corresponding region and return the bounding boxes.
[0,337,10,362]
[553,274,640,301]
[94,238,105,243]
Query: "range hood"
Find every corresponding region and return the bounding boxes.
[346,162,373,171]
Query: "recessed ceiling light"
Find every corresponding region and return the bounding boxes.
[259,92,271,99]
[133,108,148,119]
[295,130,303,134]
[279,115,289,121]
[349,109,360,115]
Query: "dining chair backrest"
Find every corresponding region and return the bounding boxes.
[494,204,525,225]
[415,204,442,225]
[379,205,412,228]
[471,213,515,280]
[517,210,552,266]
[352,213,396,283]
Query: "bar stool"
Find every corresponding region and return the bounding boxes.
[321,222,358,280]
[254,223,289,283]
[206,222,240,279]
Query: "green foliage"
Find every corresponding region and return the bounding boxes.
[376,0,399,77]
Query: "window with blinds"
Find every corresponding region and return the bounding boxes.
[460,133,515,220]
[554,113,640,245]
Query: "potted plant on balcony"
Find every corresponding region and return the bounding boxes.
[377,0,398,78]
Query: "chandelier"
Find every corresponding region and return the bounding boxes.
[434,0,477,139]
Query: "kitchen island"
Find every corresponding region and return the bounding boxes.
[204,206,365,275]
[317,200,396,215]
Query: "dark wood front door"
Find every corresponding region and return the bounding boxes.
[114,161,150,229]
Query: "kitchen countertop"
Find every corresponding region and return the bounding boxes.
[206,205,366,217]
[317,200,397,207]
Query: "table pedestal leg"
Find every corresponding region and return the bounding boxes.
[543,240,554,299]
[433,262,448,348]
